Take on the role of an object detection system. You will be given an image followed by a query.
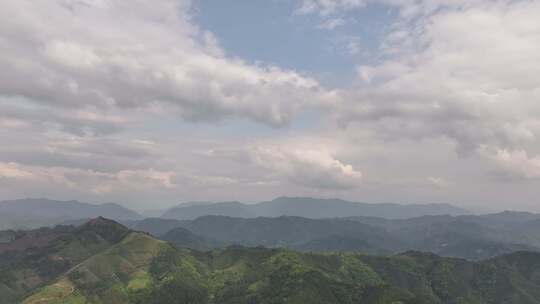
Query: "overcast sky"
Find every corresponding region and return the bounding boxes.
[1,0,540,212]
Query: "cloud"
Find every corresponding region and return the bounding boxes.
[345,37,362,55]
[0,97,126,136]
[427,177,451,188]
[1,0,540,209]
[479,147,540,181]
[0,161,176,193]
[0,162,34,179]
[295,0,365,35]
[0,159,238,197]
[0,132,162,173]
[296,0,366,16]
[252,146,362,189]
[208,142,363,190]
[340,0,540,157]
[317,18,347,30]
[0,0,337,128]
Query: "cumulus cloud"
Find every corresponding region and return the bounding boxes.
[250,145,362,189]
[0,0,336,128]
[479,147,540,181]
[208,142,363,190]
[341,0,540,158]
[298,0,540,191]
[1,0,540,209]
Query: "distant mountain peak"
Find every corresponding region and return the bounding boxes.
[85,216,118,226]
[100,202,122,207]
[271,196,345,203]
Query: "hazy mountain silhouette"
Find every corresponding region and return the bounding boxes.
[0,198,142,229]
[162,196,468,220]
[128,212,540,260]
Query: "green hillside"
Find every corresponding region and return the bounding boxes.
[23,232,170,304]
[5,219,540,304]
[0,217,131,304]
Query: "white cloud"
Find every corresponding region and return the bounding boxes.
[346,37,362,55]
[0,159,240,197]
[252,145,362,189]
[341,0,540,158]
[296,0,366,16]
[208,141,363,190]
[0,0,337,127]
[0,161,176,193]
[427,177,451,188]
[480,147,540,181]
[0,162,34,179]
[317,18,347,30]
[0,96,126,136]
[1,0,540,209]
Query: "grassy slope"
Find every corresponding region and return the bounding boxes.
[23,232,170,304]
[0,218,129,304]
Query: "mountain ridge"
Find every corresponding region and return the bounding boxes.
[162,196,469,220]
[4,218,540,304]
[129,213,540,260]
[0,198,143,229]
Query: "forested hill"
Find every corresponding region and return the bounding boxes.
[3,218,540,304]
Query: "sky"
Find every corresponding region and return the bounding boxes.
[1,0,540,212]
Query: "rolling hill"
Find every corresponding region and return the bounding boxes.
[4,218,540,303]
[0,217,131,303]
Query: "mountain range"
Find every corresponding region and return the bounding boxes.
[3,218,540,304]
[3,197,540,261]
[161,197,469,220]
[128,212,540,261]
[0,197,468,230]
[0,198,143,229]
